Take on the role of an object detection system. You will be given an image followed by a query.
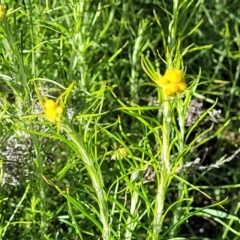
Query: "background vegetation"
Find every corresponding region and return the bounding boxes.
[0,0,240,239]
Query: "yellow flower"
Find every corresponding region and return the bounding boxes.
[158,68,187,96]
[44,99,63,122]
[0,4,5,19]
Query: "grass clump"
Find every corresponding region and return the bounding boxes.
[0,1,240,240]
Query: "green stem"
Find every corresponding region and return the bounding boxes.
[2,18,28,97]
[31,134,47,239]
[69,0,87,87]
[125,171,140,239]
[153,95,171,239]
[171,102,186,237]
[62,123,110,240]
[130,20,148,102]
[168,0,179,51]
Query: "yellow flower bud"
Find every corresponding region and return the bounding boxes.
[164,69,184,83]
[168,83,179,93]
[44,99,57,110]
[45,108,58,122]
[163,86,174,96]
[56,105,63,114]
[177,81,187,91]
[158,76,169,86]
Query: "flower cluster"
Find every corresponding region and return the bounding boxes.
[43,99,63,122]
[157,68,187,96]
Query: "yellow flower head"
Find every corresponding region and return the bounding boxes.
[157,68,187,96]
[44,99,63,122]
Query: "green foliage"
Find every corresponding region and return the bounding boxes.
[1,1,240,240]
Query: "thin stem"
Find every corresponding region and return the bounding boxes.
[2,184,30,238]
[125,171,140,239]
[171,100,186,237]
[31,134,47,239]
[130,20,148,102]
[153,95,171,239]
[1,17,28,99]
[168,0,179,51]
[61,123,110,240]
[69,1,88,87]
